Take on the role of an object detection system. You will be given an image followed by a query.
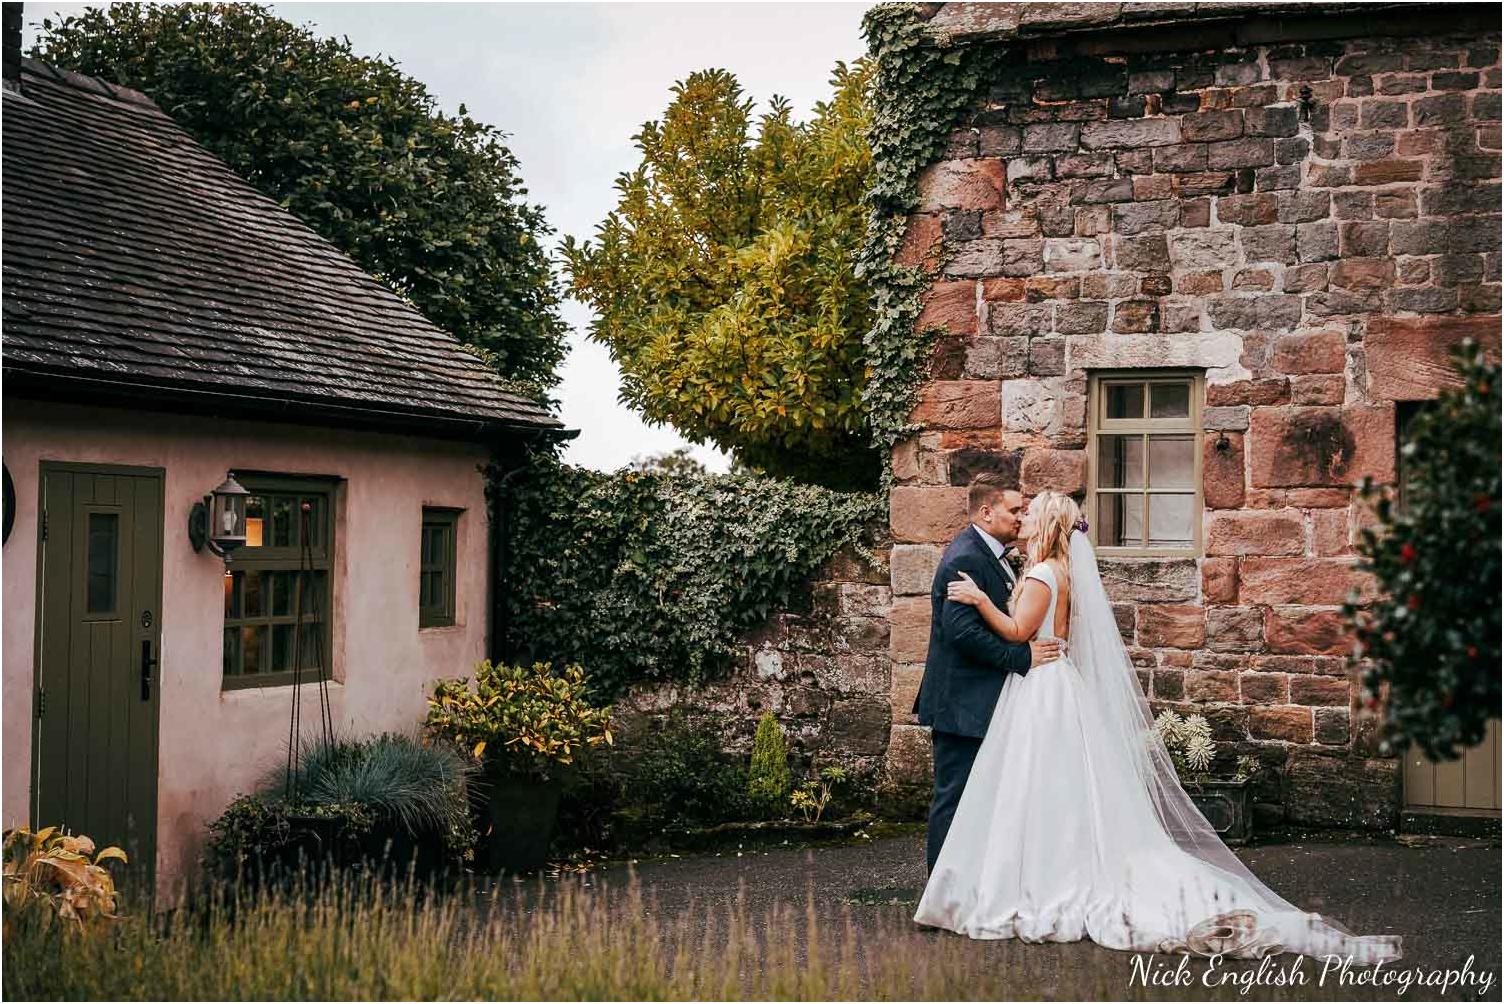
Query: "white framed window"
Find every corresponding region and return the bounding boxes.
[1086,371,1204,556]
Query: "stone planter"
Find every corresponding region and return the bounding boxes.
[1187,778,1253,846]
[479,771,562,874]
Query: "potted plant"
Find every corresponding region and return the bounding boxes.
[1152,711,1263,846]
[425,661,612,873]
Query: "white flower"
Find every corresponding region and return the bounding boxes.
[1182,713,1213,744]
[1185,733,1216,772]
[1153,710,1184,744]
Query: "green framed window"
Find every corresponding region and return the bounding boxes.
[419,508,460,628]
[222,475,336,690]
[1087,371,1204,556]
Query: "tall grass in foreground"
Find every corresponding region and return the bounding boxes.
[2,873,1399,1001]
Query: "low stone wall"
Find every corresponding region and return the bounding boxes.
[613,544,896,795]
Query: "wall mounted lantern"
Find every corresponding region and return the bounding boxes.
[188,472,251,559]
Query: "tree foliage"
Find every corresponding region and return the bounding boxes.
[35,3,567,391]
[563,63,877,487]
[1347,340,1501,760]
[627,448,709,477]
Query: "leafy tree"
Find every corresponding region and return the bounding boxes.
[563,63,877,488]
[626,448,708,477]
[1347,340,1501,760]
[35,3,567,391]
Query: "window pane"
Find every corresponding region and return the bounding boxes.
[1150,382,1191,419]
[243,570,263,618]
[269,571,293,617]
[1096,492,1144,548]
[1097,435,1145,490]
[1148,435,1196,489]
[223,627,240,676]
[298,619,324,667]
[1147,494,1196,548]
[225,571,243,618]
[244,496,265,548]
[271,624,294,672]
[241,625,265,675]
[86,513,119,614]
[296,571,326,617]
[1105,383,1145,420]
[271,497,293,548]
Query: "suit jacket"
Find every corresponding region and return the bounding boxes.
[912,525,1032,739]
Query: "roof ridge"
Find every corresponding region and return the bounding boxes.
[18,56,160,111]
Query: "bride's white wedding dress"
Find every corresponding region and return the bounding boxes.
[914,534,1402,963]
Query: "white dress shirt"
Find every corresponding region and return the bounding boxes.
[971,523,1016,588]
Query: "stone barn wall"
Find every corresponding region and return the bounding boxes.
[882,4,1502,829]
[614,544,896,791]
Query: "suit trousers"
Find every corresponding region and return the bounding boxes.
[926,730,984,874]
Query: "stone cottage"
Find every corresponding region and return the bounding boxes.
[1,54,565,892]
[880,2,1501,831]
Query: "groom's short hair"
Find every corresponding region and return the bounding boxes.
[967,473,1014,514]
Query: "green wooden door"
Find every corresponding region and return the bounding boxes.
[33,464,163,886]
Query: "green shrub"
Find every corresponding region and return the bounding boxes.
[499,454,883,700]
[204,734,475,883]
[1347,339,1501,759]
[425,661,613,781]
[747,713,792,817]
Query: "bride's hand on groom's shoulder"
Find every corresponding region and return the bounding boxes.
[946,571,987,607]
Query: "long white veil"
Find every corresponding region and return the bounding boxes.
[1067,530,1403,962]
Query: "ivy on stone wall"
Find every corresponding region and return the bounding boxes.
[858,4,1003,463]
[499,456,884,701]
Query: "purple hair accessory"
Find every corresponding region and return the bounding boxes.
[1075,516,1089,534]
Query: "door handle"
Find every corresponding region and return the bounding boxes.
[140,640,157,701]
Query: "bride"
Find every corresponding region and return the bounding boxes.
[913,490,1402,963]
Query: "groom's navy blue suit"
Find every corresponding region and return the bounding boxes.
[914,524,1033,873]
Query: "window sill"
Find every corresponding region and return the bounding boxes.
[221,671,343,692]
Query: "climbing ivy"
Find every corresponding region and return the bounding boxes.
[499,455,884,701]
[858,4,1006,464]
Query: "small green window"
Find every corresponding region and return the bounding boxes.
[419,509,459,628]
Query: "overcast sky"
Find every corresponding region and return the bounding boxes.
[24,2,870,472]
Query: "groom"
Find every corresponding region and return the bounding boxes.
[913,473,1061,874]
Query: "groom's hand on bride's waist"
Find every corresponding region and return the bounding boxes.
[1028,638,1063,667]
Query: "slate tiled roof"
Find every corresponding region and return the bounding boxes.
[2,58,563,437]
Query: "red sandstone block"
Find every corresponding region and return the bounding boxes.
[1291,674,1353,707]
[1239,557,1373,606]
[1247,405,1395,487]
[890,663,925,722]
[1202,557,1239,605]
[1329,257,1397,290]
[1138,605,1207,649]
[892,439,922,482]
[1311,508,1352,556]
[982,277,1028,302]
[1365,315,1503,401]
[1272,330,1346,374]
[896,213,942,268]
[911,381,1001,430]
[1250,705,1315,742]
[1020,448,1088,495]
[889,596,932,664]
[1352,159,1424,185]
[1206,509,1305,556]
[1252,654,1347,676]
[1284,487,1356,507]
[917,280,979,335]
[1264,607,1353,656]
[891,486,969,543]
[917,159,1006,212]
[1290,374,1346,406]
[1206,379,1290,406]
[1202,432,1246,509]
[1161,651,1195,668]
[1186,670,1240,703]
[1240,672,1290,704]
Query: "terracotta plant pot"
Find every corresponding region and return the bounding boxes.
[1187,778,1254,846]
[480,770,562,873]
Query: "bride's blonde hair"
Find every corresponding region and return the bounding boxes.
[1013,491,1083,604]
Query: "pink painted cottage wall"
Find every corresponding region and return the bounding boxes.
[2,399,492,893]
